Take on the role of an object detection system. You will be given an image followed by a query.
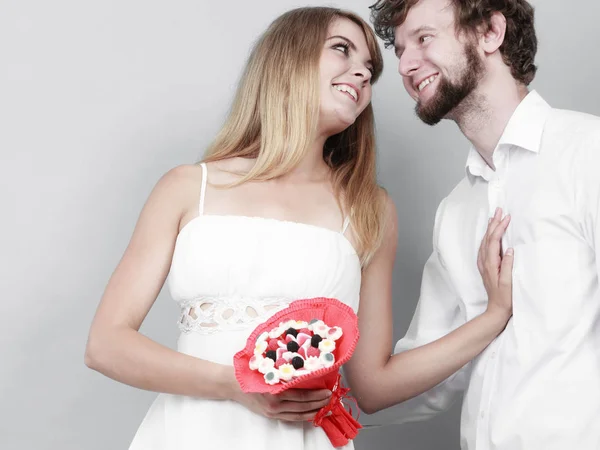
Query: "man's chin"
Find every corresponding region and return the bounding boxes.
[415,93,463,126]
[415,104,444,126]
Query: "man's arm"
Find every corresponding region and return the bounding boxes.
[578,129,600,288]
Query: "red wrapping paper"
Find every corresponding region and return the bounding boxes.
[233,297,362,447]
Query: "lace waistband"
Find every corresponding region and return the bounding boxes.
[177,296,292,334]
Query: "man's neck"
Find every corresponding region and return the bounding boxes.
[453,75,529,170]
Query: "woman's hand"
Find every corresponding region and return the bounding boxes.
[231,386,332,422]
[477,207,514,325]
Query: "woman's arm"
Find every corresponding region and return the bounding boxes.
[84,165,235,398]
[345,197,512,414]
[84,165,331,421]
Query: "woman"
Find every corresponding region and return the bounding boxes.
[84,6,512,449]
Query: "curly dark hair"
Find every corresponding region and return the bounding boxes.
[369,0,538,85]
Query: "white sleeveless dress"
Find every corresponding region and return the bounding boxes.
[128,163,362,450]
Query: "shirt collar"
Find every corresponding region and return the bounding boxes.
[465,90,552,182]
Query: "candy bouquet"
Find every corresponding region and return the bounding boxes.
[233,297,361,447]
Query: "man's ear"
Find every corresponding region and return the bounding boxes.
[481,12,507,54]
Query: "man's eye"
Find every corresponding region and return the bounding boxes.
[420,35,432,44]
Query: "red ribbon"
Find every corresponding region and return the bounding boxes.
[313,374,362,448]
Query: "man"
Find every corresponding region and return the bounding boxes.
[368,0,600,449]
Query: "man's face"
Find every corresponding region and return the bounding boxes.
[394,0,484,125]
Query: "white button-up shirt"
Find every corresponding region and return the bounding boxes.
[387,91,600,449]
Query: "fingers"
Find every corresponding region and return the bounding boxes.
[262,391,333,422]
[490,214,511,243]
[478,208,503,274]
[279,397,332,413]
[477,208,515,321]
[273,409,323,422]
[499,248,514,288]
[277,389,331,403]
[485,208,503,245]
[488,247,514,319]
[485,215,511,270]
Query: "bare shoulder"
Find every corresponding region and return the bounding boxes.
[155,164,203,198]
[360,188,398,276]
[203,157,256,184]
[159,163,204,186]
[377,188,399,261]
[147,164,205,222]
[379,188,398,235]
[379,188,396,213]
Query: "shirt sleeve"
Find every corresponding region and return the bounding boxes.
[578,126,600,289]
[364,198,471,425]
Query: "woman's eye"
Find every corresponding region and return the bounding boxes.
[420,35,432,44]
[333,43,349,54]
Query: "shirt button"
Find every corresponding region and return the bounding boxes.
[480,411,485,419]
[491,352,496,359]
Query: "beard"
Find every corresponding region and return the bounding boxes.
[416,42,484,126]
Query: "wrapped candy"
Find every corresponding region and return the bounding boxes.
[234,297,361,448]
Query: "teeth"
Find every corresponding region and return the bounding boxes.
[334,84,358,101]
[418,75,438,92]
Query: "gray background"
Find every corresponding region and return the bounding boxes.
[2,0,599,449]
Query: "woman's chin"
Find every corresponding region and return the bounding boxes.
[319,115,357,137]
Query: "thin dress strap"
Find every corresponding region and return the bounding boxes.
[341,216,351,235]
[199,162,208,215]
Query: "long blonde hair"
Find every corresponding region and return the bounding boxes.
[203,7,386,266]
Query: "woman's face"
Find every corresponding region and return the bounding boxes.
[318,17,374,136]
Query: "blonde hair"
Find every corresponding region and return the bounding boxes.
[203,7,386,266]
